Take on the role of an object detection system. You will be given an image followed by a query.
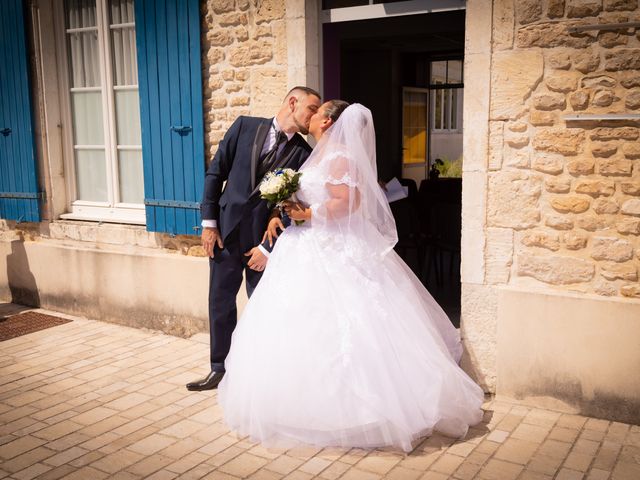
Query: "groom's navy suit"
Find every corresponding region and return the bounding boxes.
[201,116,312,373]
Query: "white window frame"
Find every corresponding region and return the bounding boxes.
[321,0,465,23]
[430,87,463,134]
[55,0,145,225]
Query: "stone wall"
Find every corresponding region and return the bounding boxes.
[201,0,291,163]
[486,0,640,299]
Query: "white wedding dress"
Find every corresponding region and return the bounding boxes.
[217,105,484,452]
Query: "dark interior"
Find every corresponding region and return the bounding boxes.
[323,10,465,325]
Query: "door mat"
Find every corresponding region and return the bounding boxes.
[0,311,72,342]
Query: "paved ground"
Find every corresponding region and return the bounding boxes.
[0,306,638,480]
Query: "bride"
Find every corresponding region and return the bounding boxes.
[217,103,484,453]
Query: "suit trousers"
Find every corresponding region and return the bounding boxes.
[209,217,263,372]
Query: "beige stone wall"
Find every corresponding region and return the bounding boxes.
[201,0,296,163]
[486,0,640,298]
[462,0,640,395]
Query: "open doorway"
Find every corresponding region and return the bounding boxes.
[322,7,465,325]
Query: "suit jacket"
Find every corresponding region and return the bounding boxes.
[201,116,312,246]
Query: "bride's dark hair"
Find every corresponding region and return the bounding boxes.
[324,99,350,122]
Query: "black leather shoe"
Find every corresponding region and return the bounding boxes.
[186,371,225,391]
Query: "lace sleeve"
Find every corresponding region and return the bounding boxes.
[323,151,358,187]
[310,151,360,225]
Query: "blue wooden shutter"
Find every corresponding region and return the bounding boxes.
[135,0,205,235]
[0,0,41,223]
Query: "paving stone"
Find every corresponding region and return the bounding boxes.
[453,461,482,479]
[512,423,550,443]
[317,461,351,480]
[207,446,246,467]
[557,415,588,430]
[556,468,585,480]
[527,455,563,476]
[218,453,269,477]
[55,465,110,480]
[68,450,105,468]
[34,464,77,480]
[535,439,572,460]
[397,449,442,470]
[330,468,378,480]
[297,456,333,475]
[145,469,179,480]
[574,439,601,456]
[477,458,523,480]
[564,451,594,472]
[586,419,611,432]
[165,451,210,474]
[2,446,56,474]
[586,469,611,480]
[356,454,401,475]
[519,472,553,480]
[11,462,52,480]
[592,442,621,471]
[31,420,83,441]
[159,419,205,439]
[43,446,88,467]
[126,433,177,456]
[494,438,540,465]
[265,455,304,475]
[0,436,47,460]
[550,427,581,443]
[486,430,510,443]
[2,313,639,480]
[385,465,423,480]
[245,470,281,480]
[420,472,450,480]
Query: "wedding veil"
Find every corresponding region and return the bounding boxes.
[301,104,398,256]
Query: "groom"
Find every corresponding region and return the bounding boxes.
[187,87,322,391]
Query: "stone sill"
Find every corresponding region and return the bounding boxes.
[0,219,205,257]
[495,284,640,306]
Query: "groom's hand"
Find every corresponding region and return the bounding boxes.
[245,247,267,271]
[202,227,223,258]
[262,216,285,247]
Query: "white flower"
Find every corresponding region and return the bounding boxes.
[259,173,286,196]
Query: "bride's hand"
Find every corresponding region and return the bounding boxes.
[262,216,285,247]
[283,201,312,222]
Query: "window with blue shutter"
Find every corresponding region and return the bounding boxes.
[135,0,205,236]
[0,0,41,223]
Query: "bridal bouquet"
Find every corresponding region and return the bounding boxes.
[259,168,304,225]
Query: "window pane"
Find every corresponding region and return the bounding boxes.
[109,0,137,86]
[433,90,442,129]
[75,149,107,201]
[71,92,104,145]
[448,60,463,83]
[444,89,451,130]
[110,27,138,86]
[431,61,446,85]
[118,150,144,204]
[451,89,458,129]
[65,0,97,28]
[110,0,135,24]
[114,90,141,145]
[68,31,101,87]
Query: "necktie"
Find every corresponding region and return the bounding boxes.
[257,130,287,180]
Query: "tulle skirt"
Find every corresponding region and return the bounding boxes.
[217,224,485,452]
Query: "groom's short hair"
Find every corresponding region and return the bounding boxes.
[285,86,321,102]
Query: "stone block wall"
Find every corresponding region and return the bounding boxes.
[201,0,291,163]
[486,0,640,299]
